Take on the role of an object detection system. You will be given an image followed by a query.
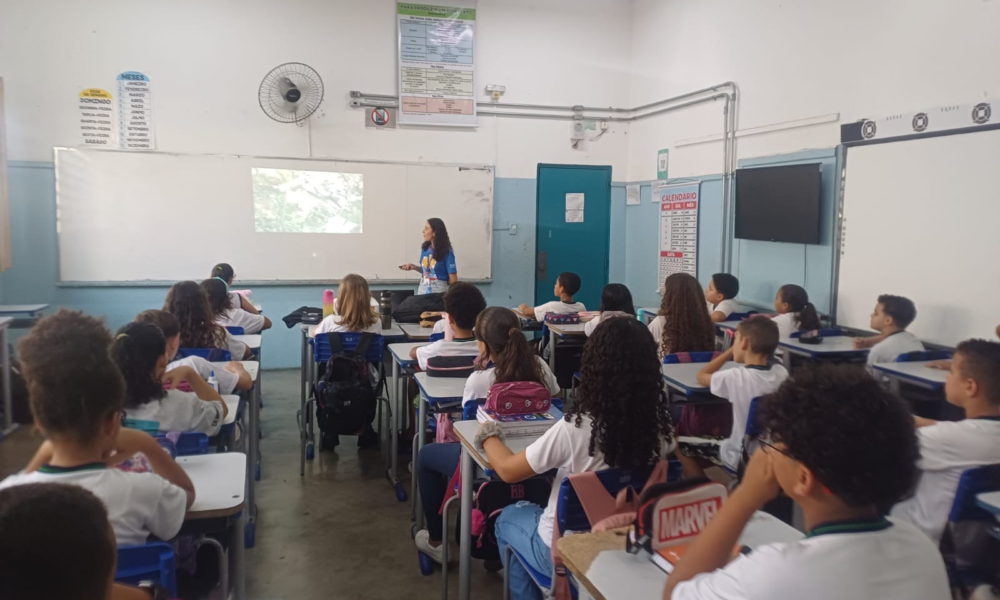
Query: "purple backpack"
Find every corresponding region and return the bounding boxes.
[544,312,581,325]
[485,381,552,416]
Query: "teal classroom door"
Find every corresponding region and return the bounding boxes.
[534,164,612,310]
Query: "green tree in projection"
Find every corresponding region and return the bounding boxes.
[253,168,364,233]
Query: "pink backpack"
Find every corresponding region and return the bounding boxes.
[485,381,552,416]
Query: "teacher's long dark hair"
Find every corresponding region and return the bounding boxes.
[421,218,452,262]
[570,317,674,468]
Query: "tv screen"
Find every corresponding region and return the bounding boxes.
[734,164,821,244]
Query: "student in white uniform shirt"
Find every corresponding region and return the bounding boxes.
[664,364,949,600]
[584,283,636,336]
[112,321,228,436]
[853,294,925,364]
[477,317,676,600]
[211,262,261,315]
[685,317,788,473]
[706,273,742,323]
[134,309,253,395]
[202,278,271,334]
[0,310,194,546]
[892,339,1000,544]
[648,272,717,360]
[410,282,486,368]
[315,274,384,335]
[771,284,821,338]
[517,271,586,322]
[165,280,253,359]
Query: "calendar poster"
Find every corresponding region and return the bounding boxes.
[656,181,699,285]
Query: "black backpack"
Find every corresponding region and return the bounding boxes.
[315,333,378,439]
[393,293,445,323]
[455,478,552,560]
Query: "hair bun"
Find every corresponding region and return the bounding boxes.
[508,327,520,338]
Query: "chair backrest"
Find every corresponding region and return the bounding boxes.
[175,347,232,361]
[312,332,384,363]
[726,311,758,321]
[154,432,209,456]
[949,464,1000,523]
[116,542,177,597]
[556,462,682,534]
[429,332,445,342]
[720,328,735,351]
[663,351,721,364]
[225,326,245,335]
[790,328,843,338]
[895,350,953,363]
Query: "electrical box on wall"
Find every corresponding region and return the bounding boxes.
[571,120,585,141]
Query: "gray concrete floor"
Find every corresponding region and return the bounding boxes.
[0,369,505,600]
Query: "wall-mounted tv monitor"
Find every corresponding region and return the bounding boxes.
[734,164,821,244]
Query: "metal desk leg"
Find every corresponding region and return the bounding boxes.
[548,328,557,373]
[300,327,308,476]
[245,381,259,548]
[458,446,473,600]
[231,506,247,600]
[387,360,406,501]
[0,326,14,435]
[782,349,794,371]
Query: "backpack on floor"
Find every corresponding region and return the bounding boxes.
[315,333,377,439]
[451,479,552,560]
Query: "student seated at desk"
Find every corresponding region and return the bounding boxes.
[165,281,252,359]
[853,294,924,364]
[0,483,173,600]
[891,339,1000,544]
[211,262,261,315]
[682,317,788,473]
[706,273,741,323]
[584,283,635,337]
[410,282,486,368]
[315,273,383,335]
[771,284,820,338]
[135,309,252,395]
[517,271,585,322]
[112,322,228,436]
[201,278,271,334]
[477,317,676,600]
[0,310,194,546]
[413,307,559,564]
[649,272,716,359]
[663,364,949,600]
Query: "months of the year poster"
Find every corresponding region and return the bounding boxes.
[656,181,699,285]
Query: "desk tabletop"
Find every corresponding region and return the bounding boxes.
[180,453,246,519]
[661,362,739,394]
[0,316,12,329]
[0,304,49,315]
[222,395,240,425]
[414,372,466,403]
[231,334,262,349]
[548,323,587,336]
[559,513,802,600]
[976,491,1000,516]
[399,322,433,341]
[778,335,868,356]
[872,361,948,388]
[210,361,259,382]
[388,342,427,365]
[454,420,541,473]
[305,323,404,339]
[252,303,262,312]
[715,320,743,332]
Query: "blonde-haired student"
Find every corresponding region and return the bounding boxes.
[0,310,193,546]
[315,273,383,335]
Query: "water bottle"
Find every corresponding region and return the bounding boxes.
[208,370,220,393]
[380,291,392,330]
[323,289,335,318]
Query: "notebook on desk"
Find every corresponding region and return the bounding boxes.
[649,542,746,574]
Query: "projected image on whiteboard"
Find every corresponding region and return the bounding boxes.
[252,168,363,233]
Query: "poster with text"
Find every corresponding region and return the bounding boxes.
[397,2,477,127]
[78,88,115,146]
[656,181,699,286]
[117,71,155,150]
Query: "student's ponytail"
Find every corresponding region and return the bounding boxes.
[798,302,821,331]
[475,307,545,385]
[778,284,821,331]
[111,322,168,409]
[211,263,235,285]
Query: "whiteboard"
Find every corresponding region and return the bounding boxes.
[836,129,1000,346]
[54,148,493,283]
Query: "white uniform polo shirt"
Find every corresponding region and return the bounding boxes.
[415,337,479,370]
[867,330,925,365]
[710,364,789,470]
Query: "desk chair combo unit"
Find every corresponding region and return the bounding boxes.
[944,464,1000,597]
[777,329,867,370]
[0,305,49,438]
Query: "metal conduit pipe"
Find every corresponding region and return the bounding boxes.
[478,93,729,123]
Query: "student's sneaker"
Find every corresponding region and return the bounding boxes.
[414,530,444,564]
[357,425,379,449]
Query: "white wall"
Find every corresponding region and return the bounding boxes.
[627,0,1000,180]
[0,0,633,178]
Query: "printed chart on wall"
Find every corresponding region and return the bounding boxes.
[78,89,116,146]
[397,2,477,127]
[117,71,155,150]
[656,181,699,284]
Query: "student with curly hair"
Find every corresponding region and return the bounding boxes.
[201,278,271,334]
[0,310,194,546]
[649,272,716,359]
[479,317,676,600]
[399,218,458,294]
[111,321,228,435]
[164,280,251,359]
[664,364,949,600]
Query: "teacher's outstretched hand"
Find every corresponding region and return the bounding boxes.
[399,218,457,295]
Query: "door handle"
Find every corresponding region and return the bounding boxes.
[537,250,548,281]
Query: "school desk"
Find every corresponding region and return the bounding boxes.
[0,316,13,437]
[556,513,803,600]
[777,335,868,370]
[639,307,659,325]
[386,342,426,503]
[661,362,740,397]
[976,491,1000,522]
[213,361,262,546]
[872,360,948,394]
[399,322,433,341]
[179,452,247,600]
[453,419,542,600]
[0,303,49,327]
[715,320,743,333]
[412,372,467,530]
[252,303,263,313]
[546,323,588,376]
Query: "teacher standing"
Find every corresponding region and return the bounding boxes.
[399,218,458,295]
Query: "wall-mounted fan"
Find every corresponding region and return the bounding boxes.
[258,62,324,124]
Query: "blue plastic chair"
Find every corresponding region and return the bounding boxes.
[153,432,209,456]
[175,347,232,361]
[790,328,844,338]
[894,350,953,362]
[429,332,445,342]
[116,542,177,597]
[663,351,720,364]
[725,311,758,321]
[225,326,245,335]
[941,464,1000,592]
